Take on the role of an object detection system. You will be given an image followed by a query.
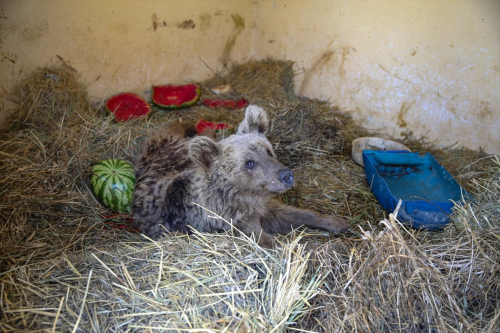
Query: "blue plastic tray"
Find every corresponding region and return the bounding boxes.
[363,150,469,230]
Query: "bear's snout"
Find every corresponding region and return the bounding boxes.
[278,168,294,187]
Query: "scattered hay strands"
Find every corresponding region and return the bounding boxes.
[0,58,499,332]
[1,230,325,332]
[309,198,500,332]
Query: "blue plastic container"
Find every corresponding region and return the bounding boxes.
[363,150,469,230]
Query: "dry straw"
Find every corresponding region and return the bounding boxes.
[0,58,498,332]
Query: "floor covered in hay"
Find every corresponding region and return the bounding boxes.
[0,59,499,332]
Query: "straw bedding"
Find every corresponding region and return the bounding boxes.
[0,58,498,332]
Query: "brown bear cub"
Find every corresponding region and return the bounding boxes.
[132,105,349,247]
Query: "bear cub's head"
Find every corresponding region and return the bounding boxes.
[188,105,293,196]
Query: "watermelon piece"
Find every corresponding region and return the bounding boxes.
[106,92,151,122]
[202,98,248,110]
[90,159,135,213]
[195,120,231,135]
[152,84,200,109]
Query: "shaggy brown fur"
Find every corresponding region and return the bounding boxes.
[132,105,349,247]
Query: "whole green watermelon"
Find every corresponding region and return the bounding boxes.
[90,159,135,213]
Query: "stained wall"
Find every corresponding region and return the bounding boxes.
[0,0,255,117]
[255,0,500,153]
[1,0,499,153]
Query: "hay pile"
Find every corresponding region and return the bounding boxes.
[0,58,499,332]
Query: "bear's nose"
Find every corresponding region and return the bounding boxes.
[278,168,294,186]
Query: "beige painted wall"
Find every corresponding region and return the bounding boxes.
[1,0,499,153]
[0,0,254,109]
[255,0,500,154]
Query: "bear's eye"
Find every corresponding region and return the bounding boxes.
[245,161,255,170]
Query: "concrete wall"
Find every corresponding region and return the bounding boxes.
[255,0,500,153]
[0,0,255,110]
[1,0,499,153]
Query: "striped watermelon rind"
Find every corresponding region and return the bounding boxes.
[152,84,200,109]
[106,92,152,123]
[90,159,135,213]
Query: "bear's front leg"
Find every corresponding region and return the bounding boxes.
[237,219,275,248]
[261,199,349,235]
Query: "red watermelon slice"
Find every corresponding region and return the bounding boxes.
[195,120,231,135]
[152,84,201,109]
[106,92,151,122]
[202,98,248,110]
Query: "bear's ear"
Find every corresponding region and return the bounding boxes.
[237,105,269,135]
[188,136,222,169]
